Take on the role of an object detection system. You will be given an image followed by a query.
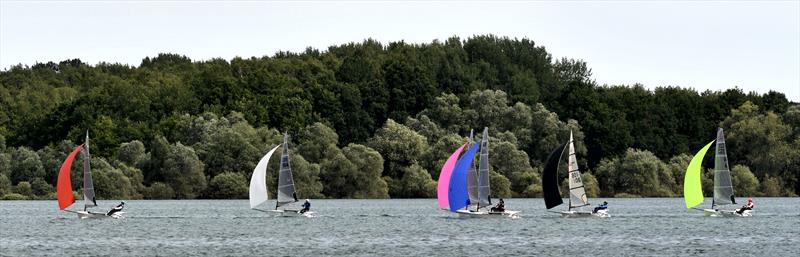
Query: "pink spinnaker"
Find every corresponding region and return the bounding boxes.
[437,143,467,209]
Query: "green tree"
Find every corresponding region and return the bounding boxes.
[595,148,674,197]
[14,181,33,197]
[144,182,175,199]
[10,147,44,184]
[398,163,436,198]
[342,144,389,198]
[117,140,146,168]
[730,164,759,197]
[367,119,429,179]
[206,172,249,199]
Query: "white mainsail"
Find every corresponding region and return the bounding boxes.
[567,131,589,209]
[249,145,280,209]
[82,131,97,209]
[713,128,736,207]
[477,127,491,208]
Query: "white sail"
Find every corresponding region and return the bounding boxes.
[713,128,735,207]
[82,131,97,208]
[249,145,280,209]
[567,131,589,209]
[477,127,491,208]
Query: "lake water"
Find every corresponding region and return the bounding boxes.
[1,198,798,256]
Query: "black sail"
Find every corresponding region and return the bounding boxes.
[543,142,568,209]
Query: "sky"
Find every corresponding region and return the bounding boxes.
[1,0,798,101]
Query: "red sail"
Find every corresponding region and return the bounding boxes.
[57,144,84,210]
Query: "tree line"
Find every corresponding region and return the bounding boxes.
[1,35,797,200]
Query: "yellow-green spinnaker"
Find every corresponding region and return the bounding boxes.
[684,140,715,209]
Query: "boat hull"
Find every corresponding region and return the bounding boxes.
[455,209,520,219]
[76,211,124,219]
[703,209,752,217]
[267,209,314,217]
[560,209,610,218]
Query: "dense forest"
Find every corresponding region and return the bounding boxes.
[1,35,798,201]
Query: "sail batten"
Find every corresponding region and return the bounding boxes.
[276,134,298,208]
[477,128,491,208]
[437,144,466,209]
[249,145,280,209]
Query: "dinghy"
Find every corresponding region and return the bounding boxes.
[684,128,752,217]
[445,128,520,218]
[249,134,312,217]
[57,132,124,219]
[543,131,608,218]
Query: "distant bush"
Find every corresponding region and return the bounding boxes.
[2,193,28,200]
[144,182,175,199]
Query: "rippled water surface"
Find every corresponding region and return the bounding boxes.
[1,198,799,256]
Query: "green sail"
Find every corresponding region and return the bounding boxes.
[684,140,715,209]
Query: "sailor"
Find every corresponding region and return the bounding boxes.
[490,198,505,212]
[593,201,608,213]
[736,197,754,214]
[106,201,124,216]
[300,199,311,214]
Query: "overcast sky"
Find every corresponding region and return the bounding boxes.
[1,0,798,101]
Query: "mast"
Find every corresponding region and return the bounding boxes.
[82,131,97,210]
[713,128,735,208]
[477,127,491,210]
[567,131,588,211]
[276,133,298,209]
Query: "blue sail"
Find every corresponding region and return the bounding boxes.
[448,142,481,212]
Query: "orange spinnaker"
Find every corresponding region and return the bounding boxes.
[57,144,84,210]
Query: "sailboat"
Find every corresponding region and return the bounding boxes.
[56,132,124,219]
[249,134,312,217]
[441,128,520,218]
[684,128,751,217]
[543,131,608,218]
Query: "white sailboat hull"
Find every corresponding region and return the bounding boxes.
[76,211,124,219]
[266,209,314,217]
[560,209,610,218]
[703,208,752,217]
[456,209,520,219]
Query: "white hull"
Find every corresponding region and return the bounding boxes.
[266,209,314,217]
[703,208,752,217]
[76,211,124,219]
[560,209,610,218]
[456,209,520,219]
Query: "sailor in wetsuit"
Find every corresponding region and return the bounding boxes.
[736,198,754,214]
[299,199,311,214]
[106,201,124,216]
[593,201,608,213]
[490,198,505,212]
